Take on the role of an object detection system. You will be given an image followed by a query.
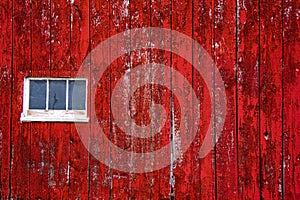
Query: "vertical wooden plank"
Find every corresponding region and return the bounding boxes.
[29,121,51,200]
[49,0,71,198]
[171,0,199,198]
[50,0,72,77]
[109,0,131,198]
[127,0,153,198]
[150,0,173,199]
[283,0,300,199]
[0,0,12,198]
[47,82,71,194]
[214,0,238,198]
[193,0,216,199]
[30,0,51,198]
[69,0,90,198]
[89,0,112,198]
[11,0,32,198]
[237,0,260,199]
[259,0,283,199]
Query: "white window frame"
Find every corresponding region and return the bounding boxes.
[21,77,89,122]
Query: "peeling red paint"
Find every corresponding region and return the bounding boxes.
[0,0,299,199]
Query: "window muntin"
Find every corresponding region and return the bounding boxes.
[21,77,88,122]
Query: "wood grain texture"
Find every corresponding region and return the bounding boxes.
[49,0,71,198]
[237,0,260,199]
[0,0,12,198]
[0,0,299,199]
[69,0,90,198]
[109,0,131,198]
[11,0,31,198]
[171,0,196,198]
[150,0,173,199]
[30,0,51,198]
[214,0,238,198]
[193,0,216,199]
[128,0,154,198]
[283,0,300,199]
[89,0,111,198]
[259,0,283,199]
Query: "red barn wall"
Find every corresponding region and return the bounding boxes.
[0,0,299,199]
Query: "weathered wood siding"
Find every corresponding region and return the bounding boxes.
[0,0,299,199]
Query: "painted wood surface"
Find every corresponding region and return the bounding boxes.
[0,0,299,199]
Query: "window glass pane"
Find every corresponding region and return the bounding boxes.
[29,80,47,109]
[68,80,86,110]
[48,80,66,110]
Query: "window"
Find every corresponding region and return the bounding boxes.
[21,77,89,122]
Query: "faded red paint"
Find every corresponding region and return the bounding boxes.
[237,0,260,199]
[0,0,299,199]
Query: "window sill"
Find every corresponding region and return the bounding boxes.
[20,110,89,122]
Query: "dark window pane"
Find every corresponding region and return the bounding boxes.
[48,80,66,110]
[69,80,86,110]
[29,80,47,109]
